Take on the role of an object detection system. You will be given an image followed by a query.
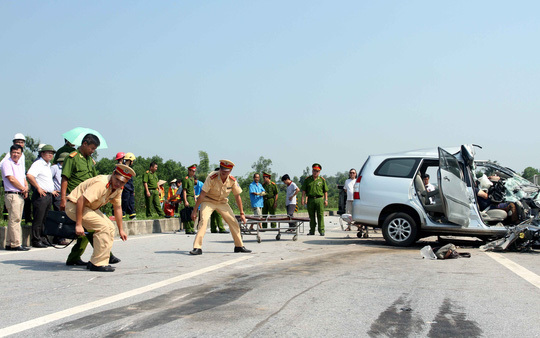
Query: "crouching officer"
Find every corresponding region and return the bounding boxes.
[65,164,135,272]
[189,160,251,255]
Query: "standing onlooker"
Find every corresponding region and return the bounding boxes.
[343,168,357,231]
[50,152,69,245]
[194,176,203,198]
[181,165,197,234]
[1,144,30,251]
[53,139,76,164]
[26,145,56,248]
[301,163,329,236]
[281,174,300,230]
[121,153,136,219]
[143,161,165,218]
[158,180,166,208]
[1,134,26,222]
[0,133,26,167]
[51,152,68,211]
[248,173,265,231]
[261,172,278,228]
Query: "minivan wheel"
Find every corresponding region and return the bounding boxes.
[382,212,418,247]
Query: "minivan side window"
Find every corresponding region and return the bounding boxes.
[374,158,420,178]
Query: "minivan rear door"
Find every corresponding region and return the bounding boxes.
[438,147,470,227]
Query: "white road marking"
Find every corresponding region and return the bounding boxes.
[0,255,252,337]
[484,252,540,289]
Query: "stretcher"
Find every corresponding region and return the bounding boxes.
[235,214,310,243]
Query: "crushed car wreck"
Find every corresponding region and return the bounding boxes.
[350,145,540,247]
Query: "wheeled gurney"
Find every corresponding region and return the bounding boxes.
[235,214,310,243]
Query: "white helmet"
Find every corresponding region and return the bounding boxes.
[13,133,26,142]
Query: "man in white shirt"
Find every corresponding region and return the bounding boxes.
[281,174,300,230]
[27,145,56,248]
[343,169,357,231]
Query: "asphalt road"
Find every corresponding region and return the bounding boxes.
[0,216,539,337]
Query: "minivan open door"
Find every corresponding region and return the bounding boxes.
[438,147,470,227]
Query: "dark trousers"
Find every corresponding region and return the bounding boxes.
[31,192,52,244]
[286,204,297,228]
[122,191,136,218]
[210,211,226,232]
[52,194,61,211]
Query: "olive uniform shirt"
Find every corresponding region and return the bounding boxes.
[262,181,278,200]
[67,175,122,210]
[62,150,97,193]
[202,171,242,203]
[301,176,329,197]
[143,170,159,190]
[182,176,195,198]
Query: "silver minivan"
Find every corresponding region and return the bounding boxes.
[351,145,539,246]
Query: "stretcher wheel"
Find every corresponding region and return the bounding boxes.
[357,232,363,238]
[276,234,281,240]
[292,235,298,241]
[363,232,369,238]
[257,235,261,243]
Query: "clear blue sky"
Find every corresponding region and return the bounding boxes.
[1,1,539,178]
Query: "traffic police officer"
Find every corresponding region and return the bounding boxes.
[65,164,135,272]
[189,160,251,255]
[181,164,197,234]
[143,161,165,218]
[262,172,278,228]
[301,163,329,236]
[61,134,105,265]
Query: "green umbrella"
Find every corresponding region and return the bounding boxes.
[62,127,108,149]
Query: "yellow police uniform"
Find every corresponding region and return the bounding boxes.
[193,170,244,249]
[65,175,123,267]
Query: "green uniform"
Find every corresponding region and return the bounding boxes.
[210,211,227,233]
[143,170,164,217]
[262,181,278,228]
[63,149,99,264]
[181,176,195,232]
[301,175,328,235]
[53,144,76,164]
[62,150,97,193]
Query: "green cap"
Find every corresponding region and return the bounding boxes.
[57,152,70,162]
[262,172,271,178]
[312,163,322,170]
[40,145,56,153]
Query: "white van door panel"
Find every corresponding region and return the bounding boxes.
[438,148,470,227]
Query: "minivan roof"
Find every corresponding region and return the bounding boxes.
[372,146,462,159]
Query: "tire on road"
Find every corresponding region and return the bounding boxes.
[382,212,418,247]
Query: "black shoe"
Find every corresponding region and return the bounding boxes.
[88,262,115,272]
[66,258,88,266]
[32,242,47,248]
[8,246,30,251]
[211,231,218,233]
[234,246,252,253]
[307,232,315,236]
[109,255,121,264]
[190,248,202,255]
[186,231,196,235]
[219,230,230,234]
[320,232,325,236]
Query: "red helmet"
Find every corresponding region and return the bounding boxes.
[115,152,125,161]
